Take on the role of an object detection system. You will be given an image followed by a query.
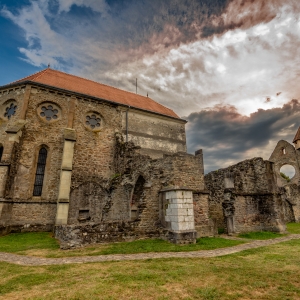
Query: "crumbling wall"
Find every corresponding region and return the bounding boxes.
[205,157,285,233]
[280,184,300,222]
[269,140,300,187]
[55,134,210,246]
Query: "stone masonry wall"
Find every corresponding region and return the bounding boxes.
[0,84,122,228]
[269,140,300,187]
[55,135,210,247]
[123,109,187,159]
[205,157,284,233]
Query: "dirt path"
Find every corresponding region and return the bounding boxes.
[0,234,299,266]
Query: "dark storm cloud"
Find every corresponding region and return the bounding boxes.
[186,100,300,172]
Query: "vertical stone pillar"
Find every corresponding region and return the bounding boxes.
[222,189,236,235]
[19,85,31,120]
[0,164,9,198]
[55,129,76,225]
[195,149,204,175]
[160,187,197,244]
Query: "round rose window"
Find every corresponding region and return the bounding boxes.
[86,114,101,129]
[4,103,17,119]
[40,105,59,121]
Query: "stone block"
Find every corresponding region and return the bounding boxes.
[61,140,75,170]
[58,170,72,200]
[171,222,179,231]
[56,203,70,225]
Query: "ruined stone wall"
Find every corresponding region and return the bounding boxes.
[55,136,210,246]
[269,140,300,186]
[280,184,300,222]
[193,192,214,236]
[268,140,300,222]
[123,109,187,159]
[205,157,284,233]
[55,221,169,248]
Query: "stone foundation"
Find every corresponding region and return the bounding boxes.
[54,221,168,249]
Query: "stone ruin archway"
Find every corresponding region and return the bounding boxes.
[130,175,146,221]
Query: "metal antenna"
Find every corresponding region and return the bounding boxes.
[136,78,137,94]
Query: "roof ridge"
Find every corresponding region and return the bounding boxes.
[45,69,176,114]
[5,68,180,119]
[33,68,50,81]
[11,68,48,84]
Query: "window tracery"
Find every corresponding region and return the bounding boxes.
[40,105,59,121]
[4,103,17,119]
[85,114,101,129]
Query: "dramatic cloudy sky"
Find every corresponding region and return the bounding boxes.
[1,0,300,172]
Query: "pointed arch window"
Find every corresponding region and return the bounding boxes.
[33,147,47,196]
[0,146,3,162]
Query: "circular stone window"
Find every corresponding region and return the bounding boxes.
[4,103,17,119]
[85,113,101,130]
[280,165,295,182]
[37,103,60,122]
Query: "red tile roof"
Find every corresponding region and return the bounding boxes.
[9,68,180,119]
[293,126,300,143]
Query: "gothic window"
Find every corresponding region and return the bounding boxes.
[33,147,47,196]
[4,103,17,119]
[86,114,101,129]
[0,146,3,161]
[40,105,59,121]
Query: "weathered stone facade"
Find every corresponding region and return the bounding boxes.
[0,69,209,245]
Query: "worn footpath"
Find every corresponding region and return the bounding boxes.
[0,234,299,266]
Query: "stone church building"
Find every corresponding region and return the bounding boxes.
[0,68,210,245]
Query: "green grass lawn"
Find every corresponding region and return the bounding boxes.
[237,223,300,240]
[0,239,300,299]
[238,231,284,240]
[287,222,300,234]
[0,232,59,253]
[0,232,244,258]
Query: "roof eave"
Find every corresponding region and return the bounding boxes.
[0,81,187,123]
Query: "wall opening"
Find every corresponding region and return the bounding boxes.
[33,147,48,196]
[131,175,145,221]
[280,164,295,182]
[281,148,286,155]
